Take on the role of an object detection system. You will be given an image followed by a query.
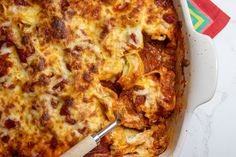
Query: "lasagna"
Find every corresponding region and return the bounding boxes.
[0,0,184,156]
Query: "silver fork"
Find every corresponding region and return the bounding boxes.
[60,119,119,157]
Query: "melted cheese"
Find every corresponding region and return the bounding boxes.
[0,0,180,156]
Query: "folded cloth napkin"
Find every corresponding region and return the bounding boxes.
[187,0,230,38]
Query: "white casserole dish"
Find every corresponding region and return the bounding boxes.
[159,0,218,156]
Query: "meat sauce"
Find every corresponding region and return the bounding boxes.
[0,54,12,77]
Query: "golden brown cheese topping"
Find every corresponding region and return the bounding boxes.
[0,0,182,156]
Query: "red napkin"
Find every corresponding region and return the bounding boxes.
[188,0,230,38]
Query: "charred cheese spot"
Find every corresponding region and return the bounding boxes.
[60,0,69,12]
[1,135,10,143]
[50,136,58,149]
[135,95,146,106]
[0,54,12,77]
[30,57,46,73]
[16,48,33,63]
[15,35,36,63]
[4,119,17,129]
[99,25,109,40]
[51,16,68,39]
[52,79,68,91]
[113,2,130,12]
[83,72,93,82]
[14,0,29,6]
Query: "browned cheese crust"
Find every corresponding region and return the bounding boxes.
[0,0,183,156]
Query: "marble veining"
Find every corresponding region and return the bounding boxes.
[179,1,236,156]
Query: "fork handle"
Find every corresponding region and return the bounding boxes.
[60,135,97,157]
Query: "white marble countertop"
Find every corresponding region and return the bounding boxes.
[180,0,236,157]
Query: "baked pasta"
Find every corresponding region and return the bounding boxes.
[0,0,184,156]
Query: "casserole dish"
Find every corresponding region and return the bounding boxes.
[160,0,218,156]
[0,0,217,156]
